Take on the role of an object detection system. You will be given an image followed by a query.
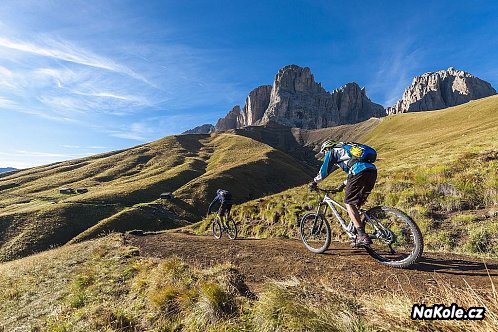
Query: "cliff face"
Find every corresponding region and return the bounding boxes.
[260,65,338,129]
[239,85,272,126]
[214,106,242,131]
[387,67,496,114]
[331,82,385,124]
[215,65,383,131]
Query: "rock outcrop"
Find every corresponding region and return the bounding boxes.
[387,67,496,114]
[261,65,337,129]
[331,82,385,124]
[214,106,242,131]
[182,124,215,134]
[239,85,272,126]
[214,65,383,131]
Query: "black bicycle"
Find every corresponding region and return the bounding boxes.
[300,187,424,268]
[212,211,238,240]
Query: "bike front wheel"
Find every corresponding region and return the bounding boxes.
[212,217,223,239]
[363,206,424,268]
[300,212,331,254]
[225,218,238,240]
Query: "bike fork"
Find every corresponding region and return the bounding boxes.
[311,203,327,234]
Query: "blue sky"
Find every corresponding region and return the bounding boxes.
[0,0,497,168]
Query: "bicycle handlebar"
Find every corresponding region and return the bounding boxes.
[312,187,340,194]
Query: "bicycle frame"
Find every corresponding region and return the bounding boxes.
[315,193,364,240]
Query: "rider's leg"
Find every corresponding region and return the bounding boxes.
[344,169,377,245]
[346,203,363,230]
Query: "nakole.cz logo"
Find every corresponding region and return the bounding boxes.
[412,303,485,320]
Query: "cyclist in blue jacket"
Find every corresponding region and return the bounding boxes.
[310,139,377,247]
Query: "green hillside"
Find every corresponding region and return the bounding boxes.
[0,133,314,262]
[195,95,498,256]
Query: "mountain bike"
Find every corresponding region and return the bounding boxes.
[212,211,238,240]
[300,187,423,268]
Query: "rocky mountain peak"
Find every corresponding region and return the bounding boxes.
[271,65,322,94]
[387,67,496,114]
[215,105,242,131]
[182,124,215,135]
[331,83,385,124]
[188,64,391,133]
[210,65,384,131]
[261,65,334,128]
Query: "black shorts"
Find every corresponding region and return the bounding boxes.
[345,169,377,207]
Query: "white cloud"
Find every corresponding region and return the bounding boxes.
[0,150,93,169]
[108,122,156,141]
[0,36,152,85]
[0,65,13,76]
[365,36,426,107]
[0,97,16,107]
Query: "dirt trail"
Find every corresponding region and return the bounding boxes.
[125,232,498,297]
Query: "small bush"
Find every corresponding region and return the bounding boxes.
[465,227,493,254]
[68,291,86,308]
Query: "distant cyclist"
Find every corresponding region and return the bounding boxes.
[310,139,377,247]
[207,189,233,221]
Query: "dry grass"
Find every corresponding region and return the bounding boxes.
[363,271,498,331]
[1,235,496,331]
[0,235,251,331]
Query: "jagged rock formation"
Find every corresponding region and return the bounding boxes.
[261,65,336,128]
[214,65,383,131]
[387,67,496,114]
[214,105,242,131]
[331,82,385,125]
[239,85,272,126]
[182,124,214,134]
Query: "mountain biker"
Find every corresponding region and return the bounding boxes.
[207,189,233,222]
[309,139,377,247]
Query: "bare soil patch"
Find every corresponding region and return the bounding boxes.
[125,232,498,298]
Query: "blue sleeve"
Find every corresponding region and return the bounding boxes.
[320,151,331,179]
[314,151,339,182]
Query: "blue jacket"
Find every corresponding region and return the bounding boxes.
[314,147,376,183]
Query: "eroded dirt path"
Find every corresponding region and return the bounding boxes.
[125,232,498,297]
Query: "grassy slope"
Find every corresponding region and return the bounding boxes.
[0,133,314,261]
[0,235,495,331]
[195,96,498,256]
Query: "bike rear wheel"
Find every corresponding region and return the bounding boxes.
[225,218,238,240]
[300,212,331,254]
[212,217,223,239]
[363,206,424,268]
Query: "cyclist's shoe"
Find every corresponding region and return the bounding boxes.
[351,234,372,248]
